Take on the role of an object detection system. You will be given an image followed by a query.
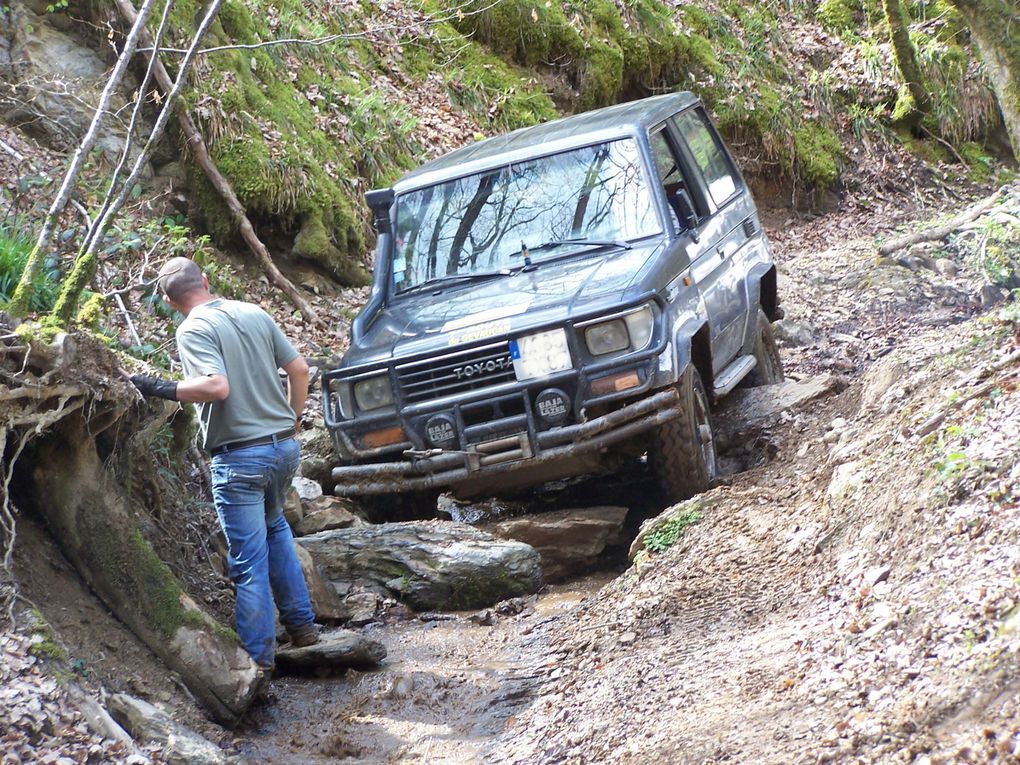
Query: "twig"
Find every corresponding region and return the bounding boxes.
[0,138,25,163]
[919,125,967,166]
[115,292,143,347]
[110,0,322,326]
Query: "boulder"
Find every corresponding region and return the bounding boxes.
[859,357,907,413]
[107,694,242,765]
[341,591,382,626]
[714,374,844,449]
[292,476,323,502]
[275,629,386,671]
[293,543,347,621]
[295,496,362,536]
[772,319,815,347]
[297,521,543,610]
[487,507,628,582]
[6,6,151,161]
[283,486,304,529]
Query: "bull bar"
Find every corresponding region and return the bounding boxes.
[331,387,681,495]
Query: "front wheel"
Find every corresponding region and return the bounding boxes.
[650,367,717,504]
[744,308,784,386]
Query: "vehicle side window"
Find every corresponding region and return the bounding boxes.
[649,126,685,232]
[673,108,737,209]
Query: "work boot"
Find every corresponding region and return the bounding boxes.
[287,622,320,647]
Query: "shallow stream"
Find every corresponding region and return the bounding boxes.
[237,573,615,764]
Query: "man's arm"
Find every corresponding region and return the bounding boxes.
[129,373,228,402]
[177,374,229,403]
[282,355,309,429]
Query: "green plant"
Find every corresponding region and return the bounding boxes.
[0,225,60,313]
[643,507,702,553]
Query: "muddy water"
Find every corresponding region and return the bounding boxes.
[237,573,615,764]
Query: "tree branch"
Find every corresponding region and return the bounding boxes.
[877,187,1007,256]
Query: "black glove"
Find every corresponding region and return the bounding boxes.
[130,374,179,401]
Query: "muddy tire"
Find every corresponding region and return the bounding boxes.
[650,367,717,503]
[744,308,784,386]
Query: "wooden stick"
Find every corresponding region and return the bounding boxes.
[0,138,25,163]
[877,188,1006,256]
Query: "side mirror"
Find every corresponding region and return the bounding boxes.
[365,188,395,234]
[671,188,699,233]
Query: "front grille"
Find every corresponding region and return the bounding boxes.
[396,342,516,404]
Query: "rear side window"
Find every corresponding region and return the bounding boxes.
[674,109,737,208]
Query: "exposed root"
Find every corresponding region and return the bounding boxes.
[0,329,120,624]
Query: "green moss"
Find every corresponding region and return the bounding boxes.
[959,142,994,182]
[817,0,858,33]
[13,317,63,345]
[79,512,186,640]
[793,121,844,187]
[75,293,106,328]
[27,609,69,663]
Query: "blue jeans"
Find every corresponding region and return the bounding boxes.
[210,437,314,668]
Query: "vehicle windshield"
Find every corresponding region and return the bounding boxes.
[391,138,661,293]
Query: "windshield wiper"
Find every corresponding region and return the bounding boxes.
[532,237,633,253]
[397,269,510,296]
[503,237,633,273]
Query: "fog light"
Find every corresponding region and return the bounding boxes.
[360,426,406,449]
[535,388,570,425]
[590,370,641,396]
[425,414,458,448]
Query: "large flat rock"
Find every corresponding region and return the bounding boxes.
[714,374,844,448]
[275,630,386,671]
[487,506,628,582]
[297,520,543,611]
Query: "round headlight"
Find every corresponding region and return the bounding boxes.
[353,374,393,411]
[585,319,629,356]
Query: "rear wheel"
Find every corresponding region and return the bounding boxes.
[744,308,784,386]
[650,367,716,504]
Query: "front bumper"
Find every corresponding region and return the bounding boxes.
[331,387,680,496]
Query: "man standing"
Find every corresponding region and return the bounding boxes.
[130,256,318,671]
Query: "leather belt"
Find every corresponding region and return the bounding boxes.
[209,428,296,456]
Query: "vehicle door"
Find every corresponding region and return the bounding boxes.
[670,106,749,374]
[647,123,693,284]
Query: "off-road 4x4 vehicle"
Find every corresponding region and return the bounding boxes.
[323,92,782,514]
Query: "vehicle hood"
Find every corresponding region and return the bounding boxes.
[342,240,664,369]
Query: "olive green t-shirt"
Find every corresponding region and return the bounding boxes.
[176,298,299,450]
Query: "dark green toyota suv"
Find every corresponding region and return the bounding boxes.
[323,92,782,512]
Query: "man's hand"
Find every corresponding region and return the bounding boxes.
[129,374,179,401]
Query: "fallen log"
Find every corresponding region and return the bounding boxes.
[877,188,1006,256]
[27,415,261,726]
[111,0,322,327]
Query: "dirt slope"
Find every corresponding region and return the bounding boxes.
[489,192,1020,764]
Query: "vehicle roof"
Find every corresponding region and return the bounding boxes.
[392,91,699,194]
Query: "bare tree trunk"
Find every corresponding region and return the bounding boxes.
[52,0,225,324]
[882,0,931,126]
[949,0,1020,159]
[7,0,161,317]
[110,0,323,327]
